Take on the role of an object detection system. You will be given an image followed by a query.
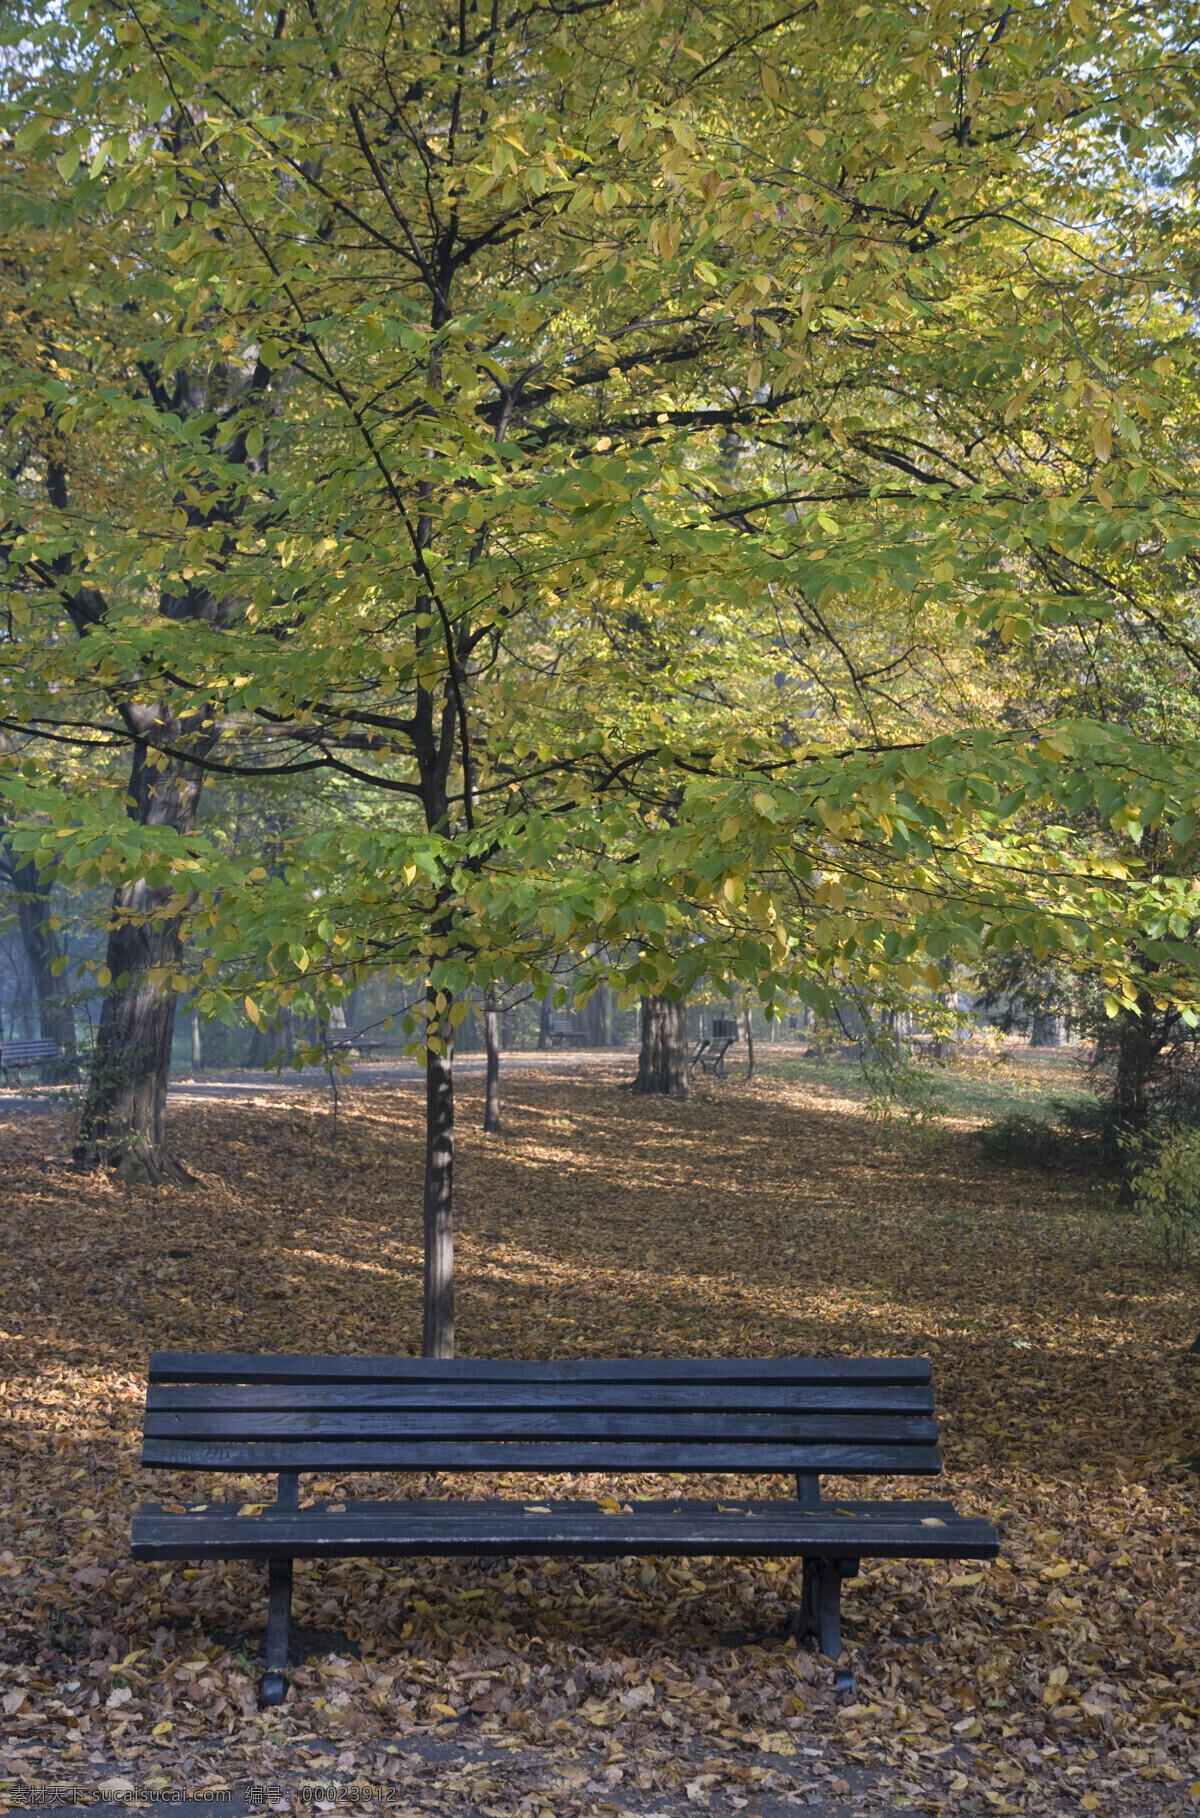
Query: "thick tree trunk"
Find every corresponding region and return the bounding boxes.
[744,1004,756,1081]
[190,1009,202,1071]
[633,995,690,1097]
[74,746,204,1185]
[1030,1011,1060,1047]
[5,850,75,1062]
[483,991,502,1135]
[423,991,455,1356]
[538,998,553,1050]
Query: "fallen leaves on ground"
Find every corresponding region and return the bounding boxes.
[0,1047,1197,1816]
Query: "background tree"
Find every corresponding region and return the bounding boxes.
[633,995,691,1099]
[0,832,74,1059]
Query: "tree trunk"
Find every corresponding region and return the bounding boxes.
[633,995,690,1097]
[5,849,76,1062]
[538,998,553,1050]
[74,744,205,1186]
[190,1008,202,1071]
[1112,996,1161,1201]
[745,1003,756,1081]
[1030,1011,1060,1047]
[423,989,455,1356]
[246,1020,273,1069]
[483,990,502,1134]
[584,984,609,1048]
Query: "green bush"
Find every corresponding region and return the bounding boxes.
[1129,1126,1200,1269]
[971,1097,1112,1170]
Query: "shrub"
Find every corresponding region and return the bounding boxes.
[971,1096,1111,1170]
[1129,1126,1200,1269]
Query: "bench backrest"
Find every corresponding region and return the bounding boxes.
[142,1354,940,1479]
[0,1040,61,1063]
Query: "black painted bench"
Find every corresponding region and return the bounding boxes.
[131,1353,998,1706]
[0,1038,63,1083]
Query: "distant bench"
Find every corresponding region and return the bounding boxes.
[131,1353,999,1707]
[0,1039,63,1084]
[326,1035,385,1062]
[691,1017,739,1076]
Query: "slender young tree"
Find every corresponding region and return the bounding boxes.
[483,989,502,1136]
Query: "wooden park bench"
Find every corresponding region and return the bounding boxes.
[691,1017,739,1076]
[131,1353,998,1706]
[546,1012,579,1047]
[326,1034,385,1063]
[0,1038,63,1084]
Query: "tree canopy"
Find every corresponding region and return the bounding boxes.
[4,0,1200,1343]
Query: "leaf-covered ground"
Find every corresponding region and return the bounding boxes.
[0,1048,1198,1817]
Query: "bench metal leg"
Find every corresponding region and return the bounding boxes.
[790,1557,858,1692]
[262,1471,298,1707]
[262,1559,293,1706]
[793,1556,842,1658]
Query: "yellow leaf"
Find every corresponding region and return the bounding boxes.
[761,63,780,100]
[237,1503,265,1517]
[151,1722,172,1738]
[1092,416,1113,463]
[1079,1798,1100,1813]
[524,1505,551,1513]
[920,1517,947,1527]
[597,1495,624,1514]
[430,1702,459,1720]
[1042,1561,1072,1579]
[948,1571,984,1587]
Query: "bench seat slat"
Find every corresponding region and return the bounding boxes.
[147,1382,935,1416]
[140,1438,943,1473]
[131,1497,998,1563]
[144,1408,936,1443]
[148,1352,933,1387]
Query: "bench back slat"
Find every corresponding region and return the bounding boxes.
[141,1438,943,1474]
[146,1382,934,1416]
[141,1352,942,1479]
[145,1409,937,1442]
[148,1352,932,1386]
[0,1040,61,1061]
